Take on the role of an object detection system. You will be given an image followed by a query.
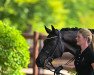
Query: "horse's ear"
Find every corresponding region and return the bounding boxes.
[45,26,51,34]
[51,25,55,32]
[51,25,58,34]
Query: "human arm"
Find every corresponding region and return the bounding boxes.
[90,49,94,70]
[91,51,94,70]
[91,63,94,70]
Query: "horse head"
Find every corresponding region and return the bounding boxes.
[36,25,65,68]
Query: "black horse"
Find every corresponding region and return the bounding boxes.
[36,25,94,75]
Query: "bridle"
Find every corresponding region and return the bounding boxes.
[44,30,64,75]
[44,30,74,75]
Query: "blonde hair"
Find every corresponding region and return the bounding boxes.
[78,28,94,51]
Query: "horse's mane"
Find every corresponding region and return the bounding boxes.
[60,27,94,33]
[61,27,80,31]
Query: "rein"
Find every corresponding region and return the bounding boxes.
[44,30,74,75]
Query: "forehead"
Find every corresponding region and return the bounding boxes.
[47,32,57,38]
[77,32,83,37]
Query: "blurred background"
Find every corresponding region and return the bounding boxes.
[0,0,94,34]
[0,0,94,75]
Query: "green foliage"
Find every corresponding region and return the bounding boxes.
[0,0,32,32]
[63,0,94,28]
[31,0,67,33]
[0,0,94,34]
[0,21,30,75]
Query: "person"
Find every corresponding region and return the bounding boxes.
[55,28,94,75]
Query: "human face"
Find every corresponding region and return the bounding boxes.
[76,32,87,46]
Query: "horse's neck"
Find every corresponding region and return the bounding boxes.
[64,42,80,55]
[61,30,79,55]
